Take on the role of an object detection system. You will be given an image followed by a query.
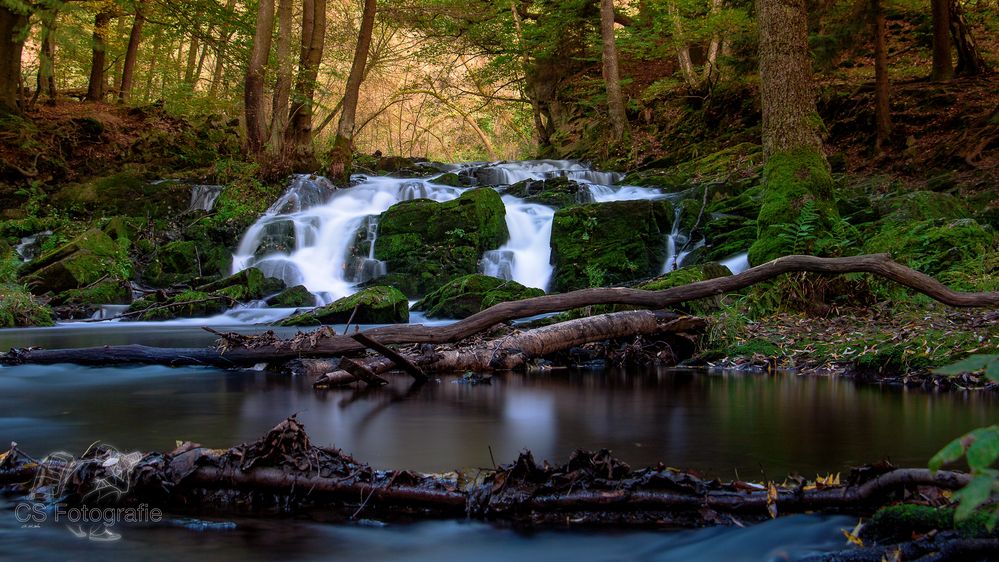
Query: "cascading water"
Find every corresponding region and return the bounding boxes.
[480,196,556,290]
[190,184,224,211]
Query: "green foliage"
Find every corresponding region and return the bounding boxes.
[775,200,820,255]
[930,355,999,529]
[413,274,544,319]
[0,283,55,328]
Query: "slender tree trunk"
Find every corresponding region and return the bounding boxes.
[119,1,146,104]
[599,0,628,142]
[872,0,891,154]
[209,0,238,99]
[268,0,293,158]
[931,0,953,81]
[86,11,114,102]
[110,13,126,95]
[286,0,327,162]
[143,31,160,103]
[35,9,58,106]
[948,0,989,76]
[702,0,723,84]
[184,26,201,87]
[244,0,276,154]
[329,0,377,183]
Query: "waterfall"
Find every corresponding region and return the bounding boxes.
[15,230,51,262]
[189,185,224,211]
[232,162,669,304]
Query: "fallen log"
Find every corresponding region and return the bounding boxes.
[1,418,973,528]
[314,310,703,386]
[4,254,997,367]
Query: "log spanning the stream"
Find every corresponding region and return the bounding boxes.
[3,253,997,368]
[0,417,974,527]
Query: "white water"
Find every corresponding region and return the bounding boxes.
[190,185,223,211]
[231,162,660,302]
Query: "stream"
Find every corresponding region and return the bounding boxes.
[1,161,989,559]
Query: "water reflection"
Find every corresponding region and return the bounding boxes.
[1,364,994,476]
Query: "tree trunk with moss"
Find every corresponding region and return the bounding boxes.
[749,0,838,265]
[328,0,377,185]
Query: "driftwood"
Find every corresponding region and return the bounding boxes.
[0,418,974,528]
[3,254,998,368]
[314,310,703,386]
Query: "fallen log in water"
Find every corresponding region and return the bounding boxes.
[3,254,997,368]
[0,417,974,528]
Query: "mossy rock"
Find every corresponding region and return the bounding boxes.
[52,280,131,306]
[413,274,545,319]
[195,267,285,301]
[374,188,508,296]
[624,143,763,192]
[703,215,758,262]
[864,218,994,279]
[505,177,592,207]
[19,228,130,295]
[748,149,840,265]
[125,290,231,321]
[874,190,970,222]
[550,199,674,292]
[53,173,191,218]
[429,172,466,187]
[143,240,200,287]
[637,262,732,315]
[266,285,315,308]
[0,283,55,327]
[277,286,409,326]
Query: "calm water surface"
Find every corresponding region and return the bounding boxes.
[1,324,995,560]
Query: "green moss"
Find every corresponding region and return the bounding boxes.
[430,172,464,187]
[624,143,763,191]
[875,190,970,222]
[196,267,285,301]
[374,188,508,296]
[19,228,131,295]
[266,285,316,308]
[53,280,131,305]
[550,199,674,292]
[413,274,545,319]
[0,283,55,327]
[638,263,732,316]
[864,505,996,543]
[278,286,409,326]
[143,240,200,287]
[53,173,190,219]
[127,290,231,321]
[864,219,994,285]
[748,149,839,265]
[505,177,591,207]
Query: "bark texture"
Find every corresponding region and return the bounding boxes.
[931,0,953,82]
[269,0,294,156]
[599,0,628,141]
[756,0,823,158]
[0,7,29,114]
[86,11,114,102]
[872,0,891,153]
[119,2,146,104]
[244,0,276,154]
[286,0,327,160]
[329,0,377,183]
[948,0,989,76]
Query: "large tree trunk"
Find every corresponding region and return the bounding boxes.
[183,27,201,87]
[86,11,114,102]
[931,0,953,81]
[599,0,628,142]
[750,0,837,265]
[286,0,327,164]
[5,254,999,368]
[872,0,891,154]
[34,8,58,107]
[269,0,294,158]
[948,0,989,77]
[0,7,31,114]
[118,1,146,104]
[244,0,276,155]
[329,0,377,184]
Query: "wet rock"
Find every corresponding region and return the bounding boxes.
[266,285,315,308]
[874,190,971,222]
[504,176,592,207]
[196,267,285,301]
[126,290,231,321]
[638,262,732,315]
[550,199,674,292]
[19,228,129,295]
[374,188,508,296]
[277,285,409,326]
[52,173,190,219]
[413,274,544,319]
[143,240,201,287]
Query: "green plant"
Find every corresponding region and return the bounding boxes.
[775,200,820,254]
[585,263,606,287]
[930,355,999,528]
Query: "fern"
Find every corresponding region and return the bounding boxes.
[776,200,820,254]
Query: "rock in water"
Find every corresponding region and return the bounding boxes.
[413,274,545,319]
[278,286,409,326]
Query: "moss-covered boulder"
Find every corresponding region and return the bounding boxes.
[195,267,285,301]
[550,199,674,292]
[143,240,201,287]
[864,218,995,282]
[862,504,996,544]
[277,286,409,326]
[637,262,732,315]
[875,190,970,222]
[52,280,131,306]
[748,149,840,265]
[374,188,508,296]
[0,283,55,327]
[413,274,545,319]
[505,177,592,207]
[53,173,191,218]
[266,285,315,308]
[19,228,130,295]
[624,143,763,192]
[125,290,231,321]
